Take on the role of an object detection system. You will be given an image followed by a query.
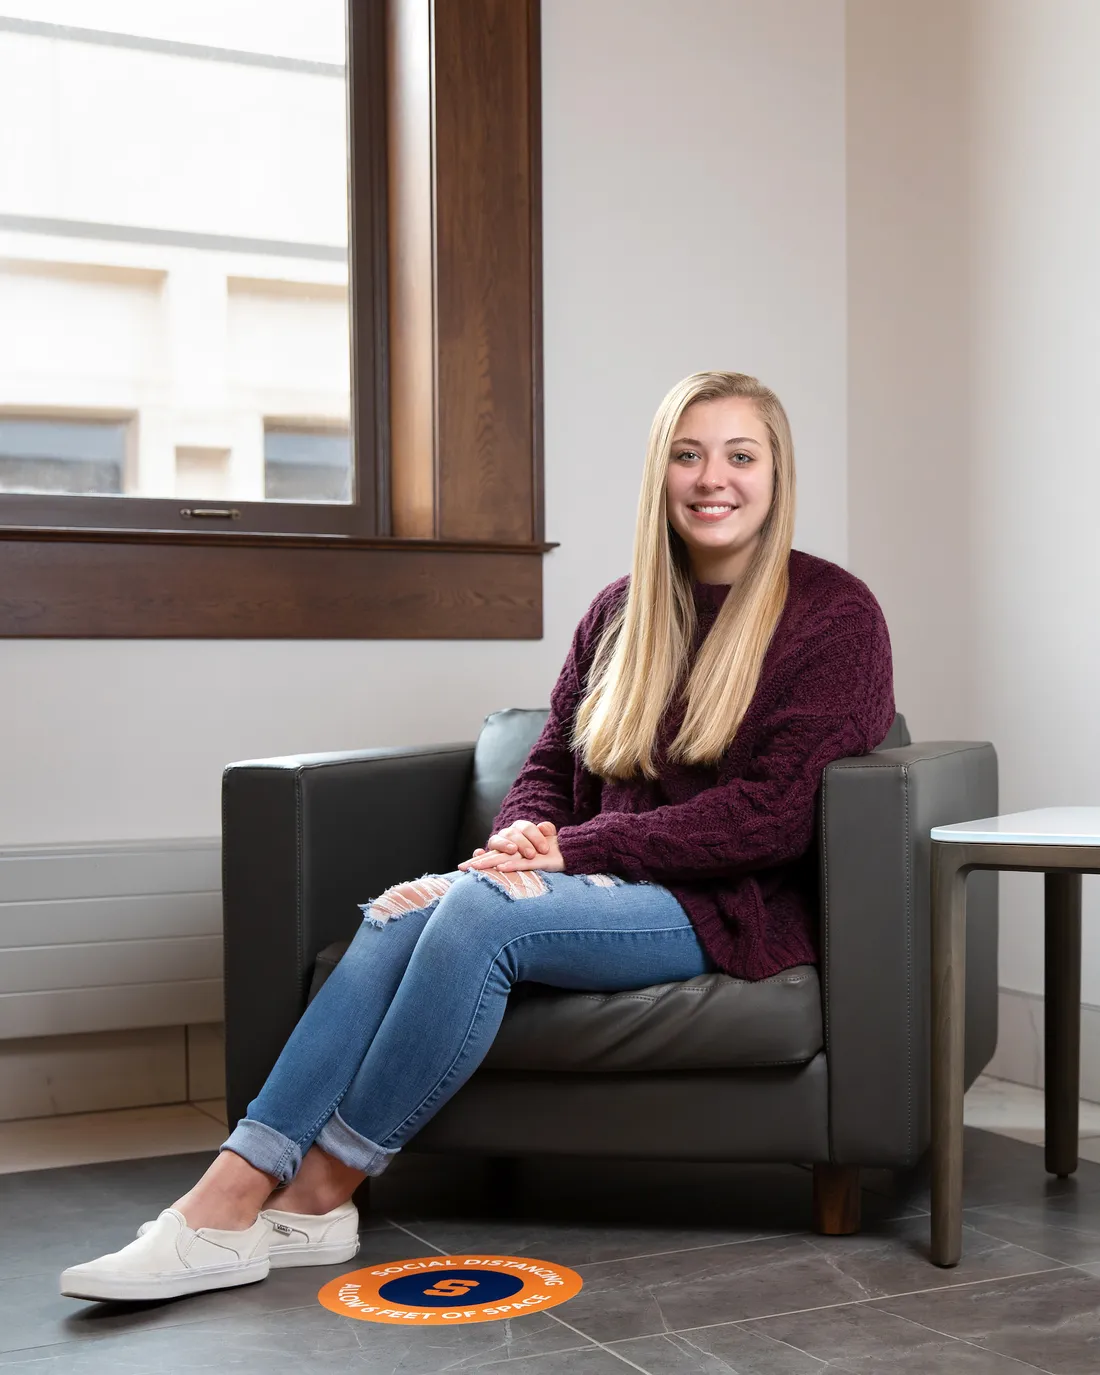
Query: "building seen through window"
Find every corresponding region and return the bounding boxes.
[0,416,128,495]
[0,1,353,507]
[264,427,352,503]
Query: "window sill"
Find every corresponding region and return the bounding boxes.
[0,526,554,638]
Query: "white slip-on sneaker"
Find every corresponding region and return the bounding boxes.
[133,1199,360,1268]
[60,1208,270,1302]
[259,1199,360,1268]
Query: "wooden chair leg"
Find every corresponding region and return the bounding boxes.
[813,1163,861,1235]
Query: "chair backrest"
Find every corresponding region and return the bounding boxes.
[454,708,550,862]
[454,708,910,861]
[878,713,910,749]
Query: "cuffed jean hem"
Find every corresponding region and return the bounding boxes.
[220,1118,303,1185]
[315,1109,399,1177]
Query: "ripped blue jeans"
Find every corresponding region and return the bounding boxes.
[222,869,713,1182]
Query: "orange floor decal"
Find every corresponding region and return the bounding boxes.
[317,1253,584,1325]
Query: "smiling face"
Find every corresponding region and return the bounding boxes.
[664,396,775,584]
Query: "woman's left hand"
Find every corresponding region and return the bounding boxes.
[458,823,565,874]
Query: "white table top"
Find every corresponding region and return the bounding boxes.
[932,807,1100,846]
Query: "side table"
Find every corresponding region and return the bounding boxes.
[930,807,1100,1267]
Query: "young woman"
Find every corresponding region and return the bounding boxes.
[61,370,895,1302]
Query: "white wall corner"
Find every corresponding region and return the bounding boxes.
[986,987,1100,1106]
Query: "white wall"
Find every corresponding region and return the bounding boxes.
[0,0,849,847]
[846,0,975,742]
[967,0,1100,1002]
[846,0,1100,1006]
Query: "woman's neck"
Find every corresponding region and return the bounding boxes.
[687,534,759,586]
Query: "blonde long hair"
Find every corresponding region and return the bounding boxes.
[574,371,796,779]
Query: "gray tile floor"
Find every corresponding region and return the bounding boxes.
[3,1130,1100,1373]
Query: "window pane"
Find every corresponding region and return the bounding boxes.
[264,426,351,502]
[0,417,127,495]
[0,2,352,504]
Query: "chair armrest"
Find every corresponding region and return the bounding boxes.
[222,742,474,1125]
[820,741,999,1167]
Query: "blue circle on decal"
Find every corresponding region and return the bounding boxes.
[378,1269,525,1307]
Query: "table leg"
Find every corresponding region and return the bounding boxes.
[1045,872,1082,1179]
[931,843,969,1267]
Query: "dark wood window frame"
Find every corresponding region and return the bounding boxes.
[0,0,548,638]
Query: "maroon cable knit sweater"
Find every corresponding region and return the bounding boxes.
[492,549,896,980]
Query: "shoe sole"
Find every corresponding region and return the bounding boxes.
[268,1238,360,1269]
[60,1257,269,1302]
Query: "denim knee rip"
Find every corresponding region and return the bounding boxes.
[474,869,549,900]
[581,873,623,888]
[361,874,453,927]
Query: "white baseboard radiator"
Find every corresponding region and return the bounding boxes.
[0,840,222,1040]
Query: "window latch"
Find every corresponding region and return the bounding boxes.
[179,507,241,519]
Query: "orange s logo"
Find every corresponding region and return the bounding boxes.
[424,1278,481,1297]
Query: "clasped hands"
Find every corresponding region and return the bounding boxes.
[457,818,565,874]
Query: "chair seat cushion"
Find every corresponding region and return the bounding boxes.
[310,944,822,1072]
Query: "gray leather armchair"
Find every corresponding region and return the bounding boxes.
[222,710,998,1233]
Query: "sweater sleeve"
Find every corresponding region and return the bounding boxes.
[555,603,895,884]
[490,580,626,837]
